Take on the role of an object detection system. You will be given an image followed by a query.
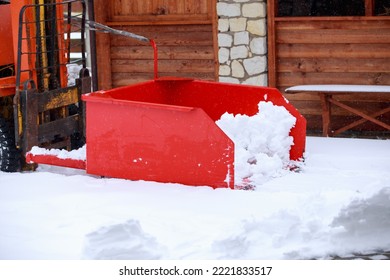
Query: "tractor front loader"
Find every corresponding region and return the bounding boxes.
[0,0,91,172]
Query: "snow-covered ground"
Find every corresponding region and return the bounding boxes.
[1,135,389,260]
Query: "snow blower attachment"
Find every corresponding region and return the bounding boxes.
[27,78,306,189]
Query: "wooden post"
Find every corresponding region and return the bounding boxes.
[319,93,332,137]
[211,0,219,81]
[365,0,374,16]
[94,0,112,90]
[267,0,277,87]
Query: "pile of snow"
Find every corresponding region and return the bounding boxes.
[83,220,166,260]
[217,101,296,187]
[330,188,390,254]
[29,145,86,161]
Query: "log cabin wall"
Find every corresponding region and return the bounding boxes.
[268,1,390,134]
[93,0,218,90]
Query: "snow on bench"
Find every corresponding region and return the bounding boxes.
[285,84,390,136]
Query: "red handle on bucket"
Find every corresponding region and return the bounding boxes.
[150,39,158,80]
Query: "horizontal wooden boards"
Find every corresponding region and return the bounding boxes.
[278,58,390,73]
[109,0,211,22]
[275,17,390,29]
[277,29,390,44]
[109,24,216,88]
[111,45,214,60]
[110,0,210,16]
[272,17,390,132]
[278,73,390,88]
[112,72,215,87]
[110,25,214,46]
[111,59,215,73]
[277,43,390,59]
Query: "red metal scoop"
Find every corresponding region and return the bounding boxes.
[27,78,306,189]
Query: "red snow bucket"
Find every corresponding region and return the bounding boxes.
[81,78,306,189]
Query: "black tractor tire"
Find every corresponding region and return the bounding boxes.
[0,118,21,172]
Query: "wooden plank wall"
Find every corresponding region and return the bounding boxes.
[273,17,390,132]
[110,25,216,87]
[109,0,211,22]
[94,0,217,89]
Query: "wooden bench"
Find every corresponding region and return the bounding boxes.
[285,85,390,136]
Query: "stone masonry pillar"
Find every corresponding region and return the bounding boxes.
[217,0,267,86]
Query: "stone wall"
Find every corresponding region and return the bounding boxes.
[217,0,267,86]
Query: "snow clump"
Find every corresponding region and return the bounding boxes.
[330,187,390,253]
[216,101,297,188]
[29,145,86,161]
[82,219,165,260]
